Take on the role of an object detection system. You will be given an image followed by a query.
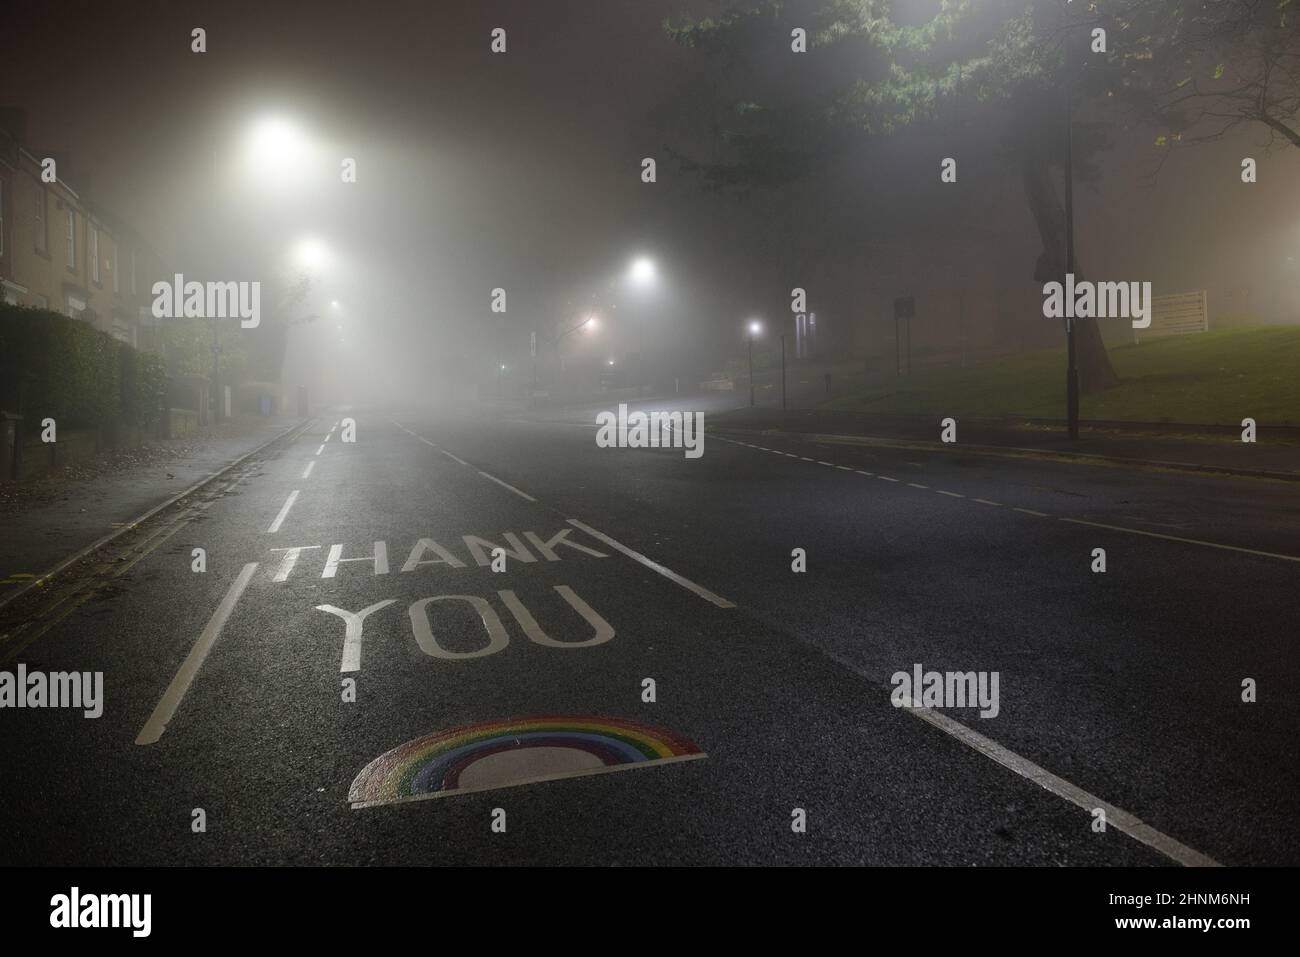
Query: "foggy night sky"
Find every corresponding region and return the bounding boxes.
[4,0,1300,382]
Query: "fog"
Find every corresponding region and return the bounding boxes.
[5,0,1300,413]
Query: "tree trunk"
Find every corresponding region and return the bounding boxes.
[1021,157,1120,395]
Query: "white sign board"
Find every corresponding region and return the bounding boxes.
[1140,291,1208,342]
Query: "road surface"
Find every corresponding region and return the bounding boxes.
[1,402,1295,866]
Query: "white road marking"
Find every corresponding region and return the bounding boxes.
[817,461,836,467]
[478,471,537,502]
[854,470,874,477]
[301,460,316,479]
[896,694,1220,868]
[315,444,326,455]
[440,449,469,465]
[136,562,259,746]
[267,490,300,533]
[1060,517,1300,563]
[567,519,735,609]
[877,475,899,483]
[908,482,929,489]
[1014,507,1049,517]
[836,465,853,471]
[973,498,1002,507]
[936,490,964,498]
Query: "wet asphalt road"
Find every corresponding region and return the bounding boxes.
[1,403,1296,866]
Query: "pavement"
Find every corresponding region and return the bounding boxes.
[0,400,1296,866]
[0,415,303,604]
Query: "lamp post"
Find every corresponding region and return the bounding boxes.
[747,320,762,407]
[1063,10,1080,440]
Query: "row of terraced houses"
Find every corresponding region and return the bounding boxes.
[0,110,165,350]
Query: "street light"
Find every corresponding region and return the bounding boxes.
[747,319,763,407]
[627,257,657,288]
[241,117,316,191]
[293,236,332,274]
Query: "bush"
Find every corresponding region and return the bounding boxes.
[0,303,164,434]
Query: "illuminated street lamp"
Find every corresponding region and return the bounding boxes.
[627,256,657,288]
[293,236,332,274]
[747,319,763,407]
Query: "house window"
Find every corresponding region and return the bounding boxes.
[34,185,46,252]
[90,225,100,283]
[66,208,76,268]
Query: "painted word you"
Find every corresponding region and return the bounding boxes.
[596,404,704,459]
[1041,273,1152,329]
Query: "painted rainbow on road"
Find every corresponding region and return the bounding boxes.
[349,715,705,806]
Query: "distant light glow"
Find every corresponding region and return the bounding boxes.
[748,320,763,336]
[628,257,657,287]
[293,237,332,273]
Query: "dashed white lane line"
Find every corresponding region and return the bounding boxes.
[478,470,537,502]
[266,490,300,533]
[301,460,316,479]
[729,437,1298,565]
[1059,517,1300,563]
[324,433,332,443]
[895,693,1220,868]
[315,444,326,455]
[136,562,259,746]
[567,519,735,609]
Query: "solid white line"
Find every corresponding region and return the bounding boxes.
[315,444,326,455]
[897,695,1220,867]
[267,490,300,533]
[817,461,836,467]
[136,562,259,746]
[567,519,735,609]
[1014,507,1049,517]
[835,465,853,471]
[478,471,537,502]
[440,449,468,465]
[301,460,316,479]
[1059,517,1300,563]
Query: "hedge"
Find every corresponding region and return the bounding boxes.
[0,303,166,434]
